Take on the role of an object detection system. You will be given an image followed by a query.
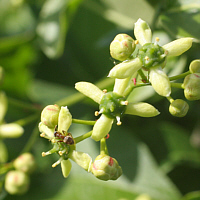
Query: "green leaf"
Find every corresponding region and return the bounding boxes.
[181,191,200,200]
[159,1,200,42]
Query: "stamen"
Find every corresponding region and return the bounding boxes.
[95,111,99,116]
[52,158,63,168]
[103,89,107,93]
[135,40,139,45]
[58,150,67,156]
[154,37,160,45]
[40,133,45,137]
[51,138,56,143]
[116,116,122,126]
[120,100,128,106]
[145,56,149,61]
[42,151,51,157]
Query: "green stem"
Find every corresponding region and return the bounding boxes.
[169,71,191,81]
[74,130,92,143]
[170,82,184,89]
[100,137,108,155]
[72,119,96,126]
[13,113,39,126]
[166,96,174,104]
[0,162,14,175]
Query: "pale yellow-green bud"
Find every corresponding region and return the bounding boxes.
[92,114,113,141]
[0,123,24,138]
[75,82,104,104]
[61,159,72,178]
[189,59,200,73]
[91,154,122,181]
[108,57,142,79]
[41,104,60,128]
[125,102,160,117]
[169,99,189,117]
[110,34,135,61]
[0,91,7,122]
[57,106,72,132]
[163,37,193,57]
[149,67,171,97]
[183,73,200,100]
[69,151,92,171]
[5,170,30,195]
[134,18,152,46]
[13,153,36,174]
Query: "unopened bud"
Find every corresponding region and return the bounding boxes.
[0,123,24,138]
[41,105,60,128]
[169,99,189,117]
[183,73,200,100]
[13,153,36,174]
[91,154,122,181]
[110,34,135,61]
[5,170,30,195]
[189,59,200,73]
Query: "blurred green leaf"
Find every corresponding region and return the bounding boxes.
[181,191,200,200]
[159,0,200,42]
[36,0,83,59]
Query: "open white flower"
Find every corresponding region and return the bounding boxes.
[108,18,193,97]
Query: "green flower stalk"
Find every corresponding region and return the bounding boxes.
[39,105,92,178]
[75,81,159,141]
[108,18,193,97]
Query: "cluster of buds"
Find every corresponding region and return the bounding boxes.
[38,18,199,182]
[4,153,36,195]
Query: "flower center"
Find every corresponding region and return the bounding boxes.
[99,92,127,119]
[138,43,166,69]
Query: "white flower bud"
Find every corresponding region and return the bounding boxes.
[189,59,200,73]
[58,106,72,132]
[169,99,189,117]
[0,123,24,138]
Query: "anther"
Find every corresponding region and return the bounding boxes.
[116,116,122,126]
[155,37,160,42]
[42,152,49,157]
[145,56,149,61]
[135,40,139,45]
[52,158,62,168]
[95,111,99,116]
[103,89,107,93]
[120,100,128,106]
[51,138,56,143]
[40,133,45,137]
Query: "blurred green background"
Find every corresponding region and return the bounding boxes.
[0,0,200,199]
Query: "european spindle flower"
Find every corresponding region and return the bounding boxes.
[108,18,193,97]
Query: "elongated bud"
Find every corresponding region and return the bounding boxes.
[134,18,152,46]
[92,114,114,141]
[149,67,171,97]
[183,73,200,100]
[0,123,24,138]
[58,106,72,132]
[189,59,200,73]
[69,151,92,171]
[110,34,135,61]
[41,105,60,128]
[13,153,36,174]
[61,159,72,178]
[125,102,160,117]
[0,91,7,122]
[5,170,30,195]
[162,37,193,57]
[108,57,142,79]
[91,154,122,181]
[75,82,104,104]
[169,99,189,117]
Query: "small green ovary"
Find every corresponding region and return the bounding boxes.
[99,92,127,118]
[138,43,166,69]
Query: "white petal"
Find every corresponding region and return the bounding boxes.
[61,159,72,178]
[113,77,130,96]
[125,102,160,117]
[108,58,142,79]
[149,67,171,97]
[75,82,104,104]
[92,114,113,141]
[58,106,72,132]
[134,18,152,46]
[163,37,193,57]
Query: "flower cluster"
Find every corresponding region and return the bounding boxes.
[38,18,200,181]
